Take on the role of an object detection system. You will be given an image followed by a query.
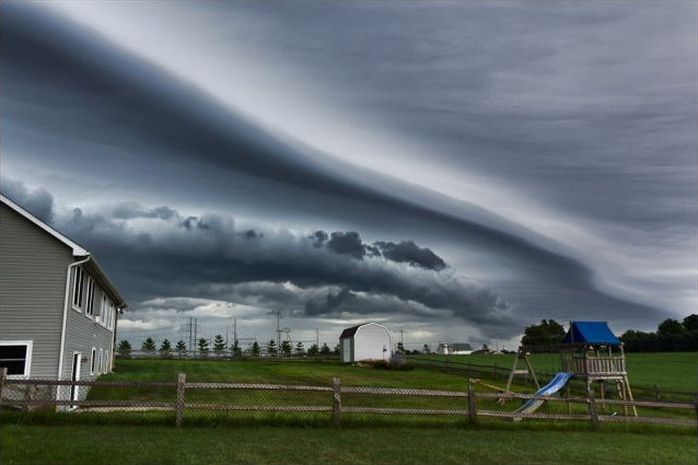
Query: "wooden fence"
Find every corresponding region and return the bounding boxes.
[1,370,695,429]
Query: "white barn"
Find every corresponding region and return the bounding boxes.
[339,323,391,363]
[437,343,473,355]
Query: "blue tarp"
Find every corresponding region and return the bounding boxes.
[562,321,621,346]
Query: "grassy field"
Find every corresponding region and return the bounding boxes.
[412,352,698,392]
[73,357,697,421]
[2,357,696,465]
[1,423,695,465]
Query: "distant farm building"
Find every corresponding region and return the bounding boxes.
[339,323,391,363]
[437,343,473,355]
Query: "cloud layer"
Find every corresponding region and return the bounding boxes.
[1,2,694,347]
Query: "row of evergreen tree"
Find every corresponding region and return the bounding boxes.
[116,336,339,358]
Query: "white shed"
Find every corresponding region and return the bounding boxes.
[339,323,391,363]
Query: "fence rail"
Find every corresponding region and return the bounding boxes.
[1,371,695,429]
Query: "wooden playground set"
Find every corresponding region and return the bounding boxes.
[470,321,638,416]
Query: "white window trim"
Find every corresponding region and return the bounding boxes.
[98,348,104,374]
[90,347,97,375]
[71,267,84,313]
[84,277,95,320]
[0,340,33,379]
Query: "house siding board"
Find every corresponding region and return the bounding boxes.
[62,268,115,383]
[0,204,71,378]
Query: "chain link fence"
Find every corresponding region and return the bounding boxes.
[1,369,695,429]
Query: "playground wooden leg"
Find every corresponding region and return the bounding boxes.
[599,381,605,413]
[618,380,628,416]
[623,376,638,417]
[566,386,571,414]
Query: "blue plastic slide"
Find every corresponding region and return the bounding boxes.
[514,372,574,415]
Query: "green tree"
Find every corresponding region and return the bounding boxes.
[281,340,293,357]
[117,340,132,359]
[307,343,319,356]
[213,334,226,358]
[520,320,565,351]
[683,314,698,331]
[175,340,187,358]
[294,341,305,356]
[422,344,431,354]
[231,339,242,359]
[319,342,331,356]
[159,339,172,358]
[141,337,156,356]
[197,338,209,357]
[658,319,685,335]
[267,339,278,356]
[396,342,405,354]
[332,344,340,355]
[251,341,261,357]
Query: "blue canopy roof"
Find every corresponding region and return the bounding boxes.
[562,321,621,346]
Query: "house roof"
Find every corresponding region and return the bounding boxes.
[1,194,88,256]
[1,193,127,308]
[339,322,388,339]
[562,321,621,346]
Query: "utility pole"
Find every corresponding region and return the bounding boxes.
[234,318,238,342]
[270,310,282,358]
[188,317,193,352]
[400,329,404,345]
[194,318,198,354]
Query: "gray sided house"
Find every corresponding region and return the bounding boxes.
[339,323,391,363]
[0,194,126,400]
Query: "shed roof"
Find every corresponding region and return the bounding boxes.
[339,322,387,339]
[562,321,621,346]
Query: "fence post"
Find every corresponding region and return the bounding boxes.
[0,367,7,411]
[175,373,186,427]
[694,393,698,432]
[467,382,478,424]
[587,385,599,430]
[332,377,342,426]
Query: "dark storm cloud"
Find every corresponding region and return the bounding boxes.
[47,196,514,332]
[1,2,684,335]
[316,231,448,271]
[374,241,446,271]
[110,203,177,221]
[326,232,365,260]
[0,177,55,223]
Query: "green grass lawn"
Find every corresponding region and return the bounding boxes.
[1,423,695,465]
[3,358,696,465]
[412,352,698,392]
[76,358,695,422]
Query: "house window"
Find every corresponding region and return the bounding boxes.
[98,349,103,374]
[85,278,95,317]
[72,267,85,310]
[99,295,108,326]
[105,350,110,372]
[0,341,33,378]
[90,348,96,375]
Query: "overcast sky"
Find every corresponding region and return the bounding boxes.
[1,1,696,350]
